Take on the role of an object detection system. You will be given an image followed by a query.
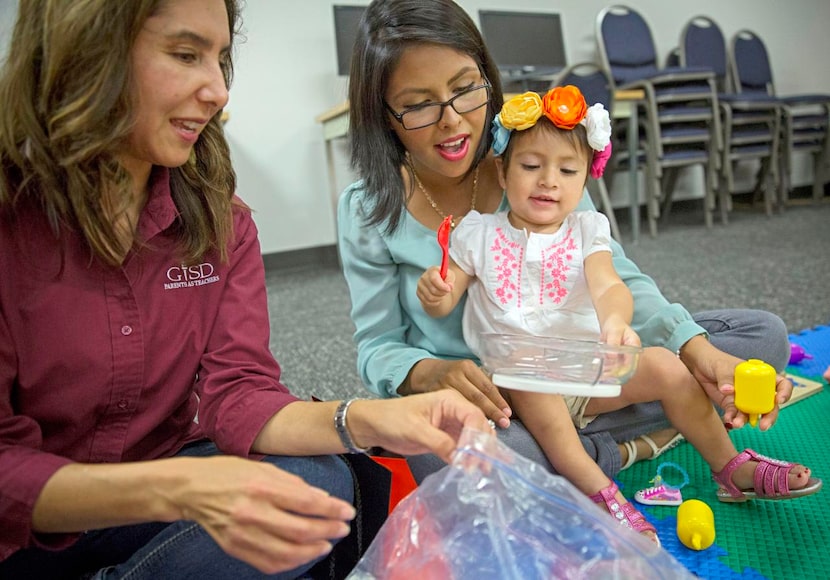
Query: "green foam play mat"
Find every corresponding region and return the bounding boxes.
[615,325,829,579]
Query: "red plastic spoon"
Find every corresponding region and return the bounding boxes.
[437,215,453,280]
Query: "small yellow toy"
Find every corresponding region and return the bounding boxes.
[676,499,715,551]
[734,359,776,427]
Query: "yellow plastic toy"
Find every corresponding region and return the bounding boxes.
[676,499,715,551]
[734,358,776,427]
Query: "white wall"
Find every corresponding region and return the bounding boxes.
[2,0,829,254]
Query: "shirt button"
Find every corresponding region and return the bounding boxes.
[121,325,133,336]
[117,399,128,410]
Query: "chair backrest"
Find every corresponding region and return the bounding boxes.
[680,16,728,91]
[596,5,659,86]
[730,30,775,96]
[551,62,615,116]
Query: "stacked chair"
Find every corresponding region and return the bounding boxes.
[729,29,830,204]
[679,16,781,223]
[596,5,721,236]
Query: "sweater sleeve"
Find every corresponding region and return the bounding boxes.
[0,304,78,560]
[337,184,436,398]
[194,207,300,456]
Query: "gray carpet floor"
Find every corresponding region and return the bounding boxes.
[266,195,830,401]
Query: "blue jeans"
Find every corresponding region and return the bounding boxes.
[0,441,354,580]
[408,308,790,482]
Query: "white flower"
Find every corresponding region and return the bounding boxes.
[580,103,612,151]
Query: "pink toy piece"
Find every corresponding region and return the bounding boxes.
[634,484,683,506]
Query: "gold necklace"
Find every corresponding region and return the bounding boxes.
[410,162,479,229]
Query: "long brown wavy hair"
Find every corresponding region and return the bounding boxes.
[0,0,242,266]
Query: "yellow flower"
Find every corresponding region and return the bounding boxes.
[542,85,588,130]
[498,92,543,131]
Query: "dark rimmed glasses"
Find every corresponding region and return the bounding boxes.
[385,83,492,130]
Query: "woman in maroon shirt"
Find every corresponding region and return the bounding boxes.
[0,1,491,578]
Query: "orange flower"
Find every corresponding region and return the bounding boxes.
[541,85,588,130]
[498,92,543,131]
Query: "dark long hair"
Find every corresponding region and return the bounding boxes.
[0,0,242,266]
[348,0,503,234]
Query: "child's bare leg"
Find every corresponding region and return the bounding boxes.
[588,347,812,492]
[508,390,607,492]
[508,389,658,543]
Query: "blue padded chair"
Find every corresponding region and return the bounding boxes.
[730,29,830,203]
[680,16,780,223]
[596,5,721,235]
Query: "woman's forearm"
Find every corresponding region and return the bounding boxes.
[32,459,188,533]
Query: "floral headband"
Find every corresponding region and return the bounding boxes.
[491,85,612,179]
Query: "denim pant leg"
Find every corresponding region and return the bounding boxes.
[694,308,790,372]
[408,418,621,483]
[95,442,353,580]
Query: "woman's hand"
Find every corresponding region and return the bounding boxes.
[164,457,356,574]
[33,457,357,576]
[348,390,494,462]
[678,335,792,430]
[400,358,512,428]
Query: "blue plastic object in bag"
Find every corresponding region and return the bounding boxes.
[348,428,694,579]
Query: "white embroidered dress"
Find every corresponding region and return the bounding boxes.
[450,210,612,358]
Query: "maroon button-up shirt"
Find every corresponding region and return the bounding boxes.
[0,167,299,560]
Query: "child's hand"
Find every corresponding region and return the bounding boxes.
[600,318,641,347]
[417,266,454,308]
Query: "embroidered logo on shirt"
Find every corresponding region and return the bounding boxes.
[491,228,523,307]
[539,228,576,305]
[164,263,220,290]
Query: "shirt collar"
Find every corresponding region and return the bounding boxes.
[138,166,180,240]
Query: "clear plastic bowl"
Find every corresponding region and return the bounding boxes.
[478,333,643,397]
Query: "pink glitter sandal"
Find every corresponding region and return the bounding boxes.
[589,482,659,545]
[712,448,823,503]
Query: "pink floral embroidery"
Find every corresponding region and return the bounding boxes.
[539,228,577,305]
[490,228,523,307]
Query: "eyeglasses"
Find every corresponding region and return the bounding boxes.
[385,83,492,130]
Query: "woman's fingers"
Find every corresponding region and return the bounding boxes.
[440,360,511,427]
[216,517,337,575]
[407,358,511,426]
[174,457,355,574]
[350,391,493,462]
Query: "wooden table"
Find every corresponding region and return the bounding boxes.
[316,89,645,242]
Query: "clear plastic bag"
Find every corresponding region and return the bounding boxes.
[347,428,693,579]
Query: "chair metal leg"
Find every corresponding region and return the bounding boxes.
[703,162,714,229]
[647,166,660,237]
[718,171,730,225]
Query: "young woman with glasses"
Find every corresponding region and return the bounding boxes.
[338,0,799,485]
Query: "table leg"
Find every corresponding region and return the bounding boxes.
[628,104,639,243]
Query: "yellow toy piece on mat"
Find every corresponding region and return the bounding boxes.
[676,499,715,551]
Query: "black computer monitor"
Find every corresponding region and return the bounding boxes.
[478,10,567,75]
[333,5,366,76]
